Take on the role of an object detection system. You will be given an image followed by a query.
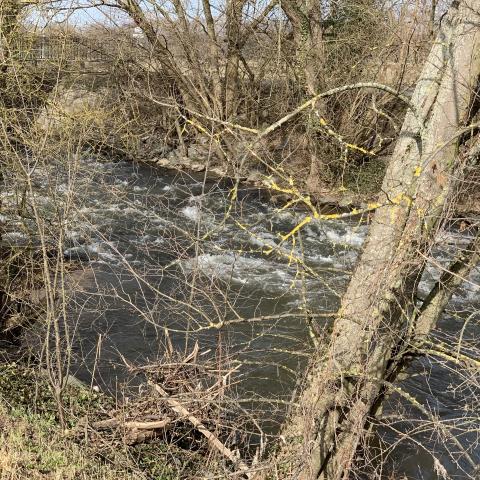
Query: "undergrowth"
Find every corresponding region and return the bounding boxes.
[0,362,202,479]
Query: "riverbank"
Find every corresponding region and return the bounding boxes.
[139,151,380,213]
[0,362,135,479]
[36,84,480,217]
[0,404,137,480]
[34,83,383,213]
[138,147,480,218]
[0,361,209,479]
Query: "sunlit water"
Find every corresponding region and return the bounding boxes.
[2,158,479,479]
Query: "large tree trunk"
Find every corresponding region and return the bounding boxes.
[267,1,480,478]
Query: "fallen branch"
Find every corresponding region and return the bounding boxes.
[92,417,172,431]
[86,416,173,445]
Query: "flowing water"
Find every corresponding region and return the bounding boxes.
[2,158,479,479]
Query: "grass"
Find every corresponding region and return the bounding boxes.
[0,404,139,479]
[0,362,180,479]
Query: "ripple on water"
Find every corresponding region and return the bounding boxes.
[324,227,366,247]
[181,253,296,289]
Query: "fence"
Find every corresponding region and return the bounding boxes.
[11,34,108,64]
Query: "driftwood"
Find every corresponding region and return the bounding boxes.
[92,417,172,431]
[151,381,253,478]
[90,416,172,445]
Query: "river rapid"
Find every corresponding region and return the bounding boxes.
[2,158,479,479]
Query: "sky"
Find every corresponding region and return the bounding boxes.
[27,1,129,30]
[26,0,255,30]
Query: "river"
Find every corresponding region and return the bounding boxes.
[3,157,479,479]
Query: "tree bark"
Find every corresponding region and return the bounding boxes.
[201,0,224,118]
[414,233,480,339]
[281,0,324,96]
[266,1,480,478]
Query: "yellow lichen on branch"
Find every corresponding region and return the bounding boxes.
[317,116,376,156]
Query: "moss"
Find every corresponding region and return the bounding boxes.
[0,363,113,427]
[342,158,387,194]
[0,403,138,479]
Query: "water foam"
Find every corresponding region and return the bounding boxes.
[325,228,366,247]
[181,205,201,221]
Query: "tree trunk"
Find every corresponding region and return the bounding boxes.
[116,0,209,115]
[281,0,326,193]
[201,0,224,118]
[224,0,246,119]
[414,234,480,340]
[267,1,480,478]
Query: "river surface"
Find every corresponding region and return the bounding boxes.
[2,158,479,479]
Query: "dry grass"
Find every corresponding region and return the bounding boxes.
[0,404,138,480]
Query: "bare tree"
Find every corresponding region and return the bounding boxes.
[262,1,480,478]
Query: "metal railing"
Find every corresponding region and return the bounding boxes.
[10,34,108,63]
